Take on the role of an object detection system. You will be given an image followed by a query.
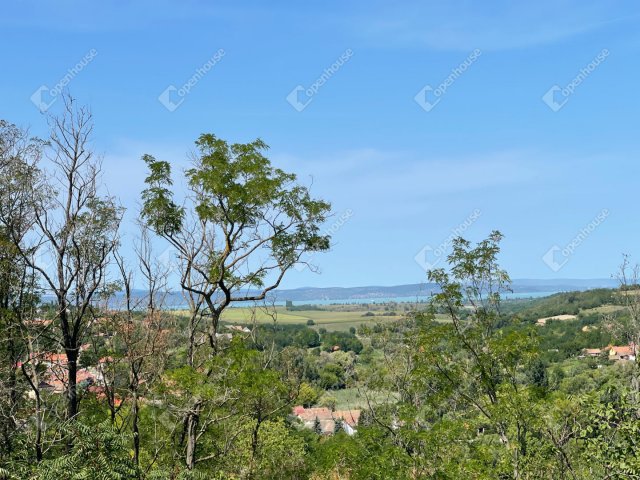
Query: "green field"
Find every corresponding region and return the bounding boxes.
[318,388,399,410]
[219,306,404,332]
[581,304,627,315]
[169,304,453,332]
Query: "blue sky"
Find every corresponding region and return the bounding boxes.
[2,0,640,288]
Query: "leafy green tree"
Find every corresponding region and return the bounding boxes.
[296,382,320,407]
[141,133,331,469]
[141,134,331,343]
[414,232,563,477]
[526,358,549,395]
[294,328,320,348]
[578,390,640,479]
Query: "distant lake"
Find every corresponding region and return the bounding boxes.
[218,290,560,309]
[94,290,562,311]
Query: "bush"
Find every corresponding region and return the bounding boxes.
[322,331,363,354]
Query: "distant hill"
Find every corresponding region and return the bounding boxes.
[102,278,618,308]
[268,279,618,302]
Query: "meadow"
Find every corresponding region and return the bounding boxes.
[219,305,405,332]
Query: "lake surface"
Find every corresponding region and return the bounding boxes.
[161,290,560,310]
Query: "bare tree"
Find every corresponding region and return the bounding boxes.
[117,227,170,465]
[0,97,123,426]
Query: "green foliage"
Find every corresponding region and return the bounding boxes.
[32,421,139,480]
[321,331,363,353]
[250,323,320,349]
[511,288,617,321]
[287,304,324,312]
[182,133,331,271]
[296,382,321,407]
[140,154,184,235]
[579,390,640,478]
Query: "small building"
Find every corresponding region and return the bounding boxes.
[582,344,636,362]
[292,406,360,436]
[21,350,96,395]
[226,325,251,333]
[608,344,636,361]
[583,348,602,357]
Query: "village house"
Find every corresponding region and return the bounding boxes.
[581,344,636,361]
[292,406,361,436]
[582,348,602,358]
[608,344,636,361]
[20,347,97,397]
[226,325,251,333]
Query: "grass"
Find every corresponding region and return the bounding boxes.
[169,305,406,332]
[318,387,398,410]
[168,301,458,333]
[581,304,627,315]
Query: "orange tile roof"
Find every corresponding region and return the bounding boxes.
[292,406,361,427]
[610,345,635,357]
[583,348,602,355]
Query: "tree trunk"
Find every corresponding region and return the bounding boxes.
[185,400,202,470]
[251,415,263,458]
[132,389,140,465]
[34,393,43,462]
[66,348,79,421]
[4,336,17,455]
[188,311,197,367]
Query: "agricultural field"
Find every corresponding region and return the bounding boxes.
[581,304,627,315]
[221,305,405,332]
[318,388,399,410]
[169,303,409,332]
[170,302,455,332]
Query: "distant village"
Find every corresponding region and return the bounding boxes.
[18,317,362,436]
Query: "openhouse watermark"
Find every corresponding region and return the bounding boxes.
[542,209,610,272]
[414,209,482,272]
[414,49,482,112]
[295,209,354,271]
[542,49,609,112]
[159,49,226,112]
[30,49,98,113]
[286,49,354,112]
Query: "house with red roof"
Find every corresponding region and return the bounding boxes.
[582,344,636,362]
[608,344,636,361]
[292,406,361,435]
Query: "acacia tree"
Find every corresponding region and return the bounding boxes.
[141,133,331,469]
[417,232,555,478]
[0,98,123,424]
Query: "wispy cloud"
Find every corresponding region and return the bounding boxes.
[273,148,544,222]
[350,0,638,51]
